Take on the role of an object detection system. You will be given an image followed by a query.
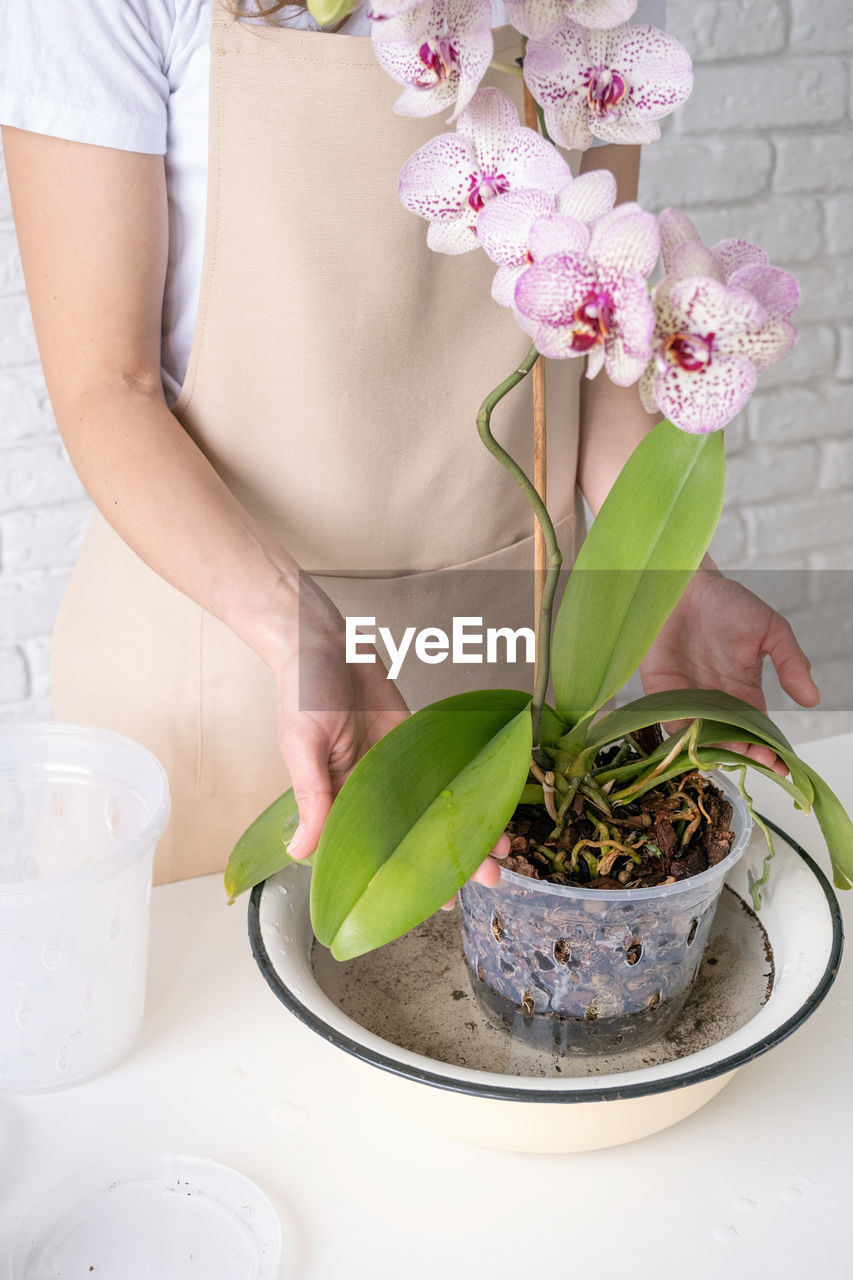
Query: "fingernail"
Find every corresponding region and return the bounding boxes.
[288,822,305,854]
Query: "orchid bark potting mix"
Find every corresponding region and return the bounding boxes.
[226,0,853,1050]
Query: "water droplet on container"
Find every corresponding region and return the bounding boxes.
[278,885,289,897]
[733,1198,757,1214]
[713,1225,739,1244]
[55,1046,70,1073]
[81,984,94,1014]
[780,1186,803,1202]
[41,940,61,970]
[49,787,64,819]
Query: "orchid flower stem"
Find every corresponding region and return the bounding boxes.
[476,343,561,746]
[490,59,524,76]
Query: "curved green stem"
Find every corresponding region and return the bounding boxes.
[476,343,561,746]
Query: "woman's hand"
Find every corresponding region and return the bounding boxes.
[639,561,820,773]
[274,581,510,890]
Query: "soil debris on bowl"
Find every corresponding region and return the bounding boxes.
[311,887,774,1079]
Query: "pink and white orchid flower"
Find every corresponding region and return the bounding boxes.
[640,210,799,434]
[371,0,494,119]
[659,208,800,326]
[513,201,659,384]
[523,20,693,150]
[477,168,617,306]
[506,0,637,39]
[398,87,573,253]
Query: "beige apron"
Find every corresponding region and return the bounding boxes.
[51,3,583,883]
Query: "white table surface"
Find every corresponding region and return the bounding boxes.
[1,735,851,1279]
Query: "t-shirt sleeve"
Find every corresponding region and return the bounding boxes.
[0,0,173,154]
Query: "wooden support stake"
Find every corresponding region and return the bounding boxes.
[522,78,548,666]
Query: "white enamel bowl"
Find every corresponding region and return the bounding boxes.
[248,819,842,1153]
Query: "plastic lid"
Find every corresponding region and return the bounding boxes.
[11,1154,285,1279]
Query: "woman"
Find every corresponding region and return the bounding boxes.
[0,0,819,884]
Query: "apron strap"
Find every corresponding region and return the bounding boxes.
[212,0,237,28]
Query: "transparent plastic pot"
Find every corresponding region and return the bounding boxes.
[459,771,752,1055]
[0,724,170,1092]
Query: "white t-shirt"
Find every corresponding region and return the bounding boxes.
[0,0,665,407]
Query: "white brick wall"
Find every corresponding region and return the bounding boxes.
[1,0,852,743]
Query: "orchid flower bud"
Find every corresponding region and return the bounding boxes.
[307,0,359,27]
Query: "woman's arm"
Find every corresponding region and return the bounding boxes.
[1,128,305,667]
[2,127,424,864]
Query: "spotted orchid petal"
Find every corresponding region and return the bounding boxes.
[588,201,659,277]
[719,315,798,373]
[711,238,769,280]
[524,21,693,151]
[478,172,615,307]
[372,0,494,119]
[644,277,768,433]
[398,87,572,254]
[658,207,701,274]
[477,188,556,266]
[513,202,656,383]
[726,265,800,320]
[669,240,722,281]
[652,351,758,435]
[659,212,801,320]
[528,212,591,262]
[506,0,638,39]
[556,168,617,223]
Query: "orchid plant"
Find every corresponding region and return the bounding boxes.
[226,0,853,959]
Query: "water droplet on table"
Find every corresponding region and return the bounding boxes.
[733,1198,757,1214]
[713,1225,739,1244]
[779,1186,803,1202]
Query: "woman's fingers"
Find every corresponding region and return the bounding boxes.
[279,723,335,860]
[764,612,821,708]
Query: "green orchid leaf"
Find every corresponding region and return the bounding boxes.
[552,420,725,725]
[520,783,545,805]
[595,717,814,809]
[577,689,796,760]
[610,746,812,809]
[537,701,568,748]
[799,763,853,890]
[310,690,532,961]
[224,787,312,904]
[579,691,853,889]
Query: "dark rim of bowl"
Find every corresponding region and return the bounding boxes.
[247,816,844,1105]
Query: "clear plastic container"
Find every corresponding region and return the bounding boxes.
[10,1154,284,1279]
[0,724,170,1092]
[460,770,752,1054]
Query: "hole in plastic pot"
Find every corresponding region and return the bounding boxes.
[626,941,642,966]
[585,1001,599,1021]
[647,991,661,1008]
[687,917,699,946]
[491,913,504,943]
[554,939,571,965]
